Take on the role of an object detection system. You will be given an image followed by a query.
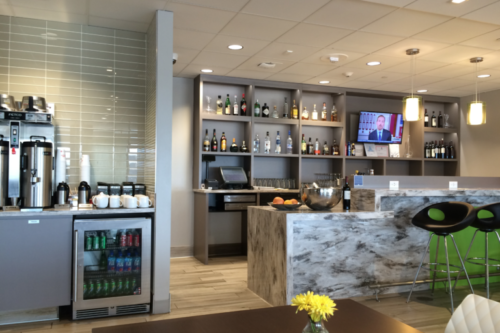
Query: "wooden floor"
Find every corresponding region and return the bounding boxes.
[1,256,498,333]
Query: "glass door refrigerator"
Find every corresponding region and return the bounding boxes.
[72,218,151,320]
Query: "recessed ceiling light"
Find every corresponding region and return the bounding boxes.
[201,69,213,73]
[107,69,113,72]
[451,0,467,3]
[319,81,330,84]
[286,50,293,53]
[417,89,428,93]
[228,45,243,50]
[367,61,381,66]
[478,74,491,78]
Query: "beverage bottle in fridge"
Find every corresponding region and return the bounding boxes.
[124,251,133,273]
[93,232,100,250]
[107,250,116,273]
[87,280,95,299]
[126,230,133,247]
[110,279,117,296]
[102,279,109,297]
[95,279,103,298]
[85,232,93,251]
[100,232,106,249]
[133,230,140,247]
[116,251,124,274]
[116,278,124,296]
[133,250,141,273]
[83,280,88,298]
[119,229,127,247]
[124,278,131,295]
[132,278,138,295]
[99,250,108,271]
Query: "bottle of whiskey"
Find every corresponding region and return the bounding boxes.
[292,100,298,119]
[275,131,281,154]
[323,141,329,155]
[302,107,309,120]
[331,104,338,122]
[343,176,350,211]
[240,141,248,153]
[314,138,320,155]
[307,137,314,155]
[438,111,443,128]
[220,132,227,152]
[254,99,260,117]
[203,129,210,152]
[332,139,340,156]
[224,94,231,115]
[211,129,218,151]
[272,105,279,119]
[253,134,260,153]
[312,104,318,121]
[216,95,223,115]
[230,138,238,152]
[264,132,271,154]
[321,103,327,121]
[283,97,289,119]
[301,134,306,155]
[262,103,270,118]
[241,94,247,116]
[286,130,293,154]
[431,111,437,127]
[424,109,429,127]
[233,95,239,116]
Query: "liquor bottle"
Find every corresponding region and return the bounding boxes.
[292,100,298,119]
[230,138,238,152]
[347,141,351,156]
[431,111,437,127]
[351,142,356,156]
[425,142,430,159]
[233,95,239,116]
[211,129,218,152]
[323,141,329,155]
[424,109,429,127]
[302,107,309,120]
[216,95,223,115]
[283,97,289,119]
[307,137,314,155]
[203,129,210,152]
[272,105,279,119]
[449,141,455,159]
[332,139,340,156]
[286,130,293,154]
[443,140,449,159]
[331,104,338,122]
[99,250,107,271]
[321,103,327,121]
[253,134,260,153]
[275,131,281,154]
[262,103,270,118]
[254,99,260,117]
[343,176,350,211]
[224,94,231,115]
[440,139,446,158]
[430,141,436,158]
[434,140,439,159]
[301,134,306,155]
[264,132,271,154]
[312,104,318,121]
[240,141,248,153]
[220,132,227,152]
[438,111,443,128]
[241,93,247,116]
[314,138,320,155]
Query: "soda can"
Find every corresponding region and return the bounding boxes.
[83,281,87,298]
[100,232,106,249]
[93,234,100,250]
[119,233,127,247]
[95,279,102,297]
[103,279,109,297]
[133,233,140,247]
[85,234,93,251]
[110,279,116,295]
[126,231,133,247]
[124,278,130,295]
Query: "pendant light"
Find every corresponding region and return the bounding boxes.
[468,57,486,125]
[402,48,422,121]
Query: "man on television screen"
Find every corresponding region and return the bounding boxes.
[368,115,392,141]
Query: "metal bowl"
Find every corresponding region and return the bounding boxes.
[301,187,342,211]
[0,94,18,111]
[268,202,302,211]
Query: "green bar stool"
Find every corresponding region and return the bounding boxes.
[407,202,475,313]
[453,203,500,299]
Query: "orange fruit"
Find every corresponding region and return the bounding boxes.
[291,199,298,204]
[273,197,284,204]
[284,200,293,205]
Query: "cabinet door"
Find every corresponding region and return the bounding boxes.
[0,215,72,312]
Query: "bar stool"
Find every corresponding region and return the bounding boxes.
[407,202,475,313]
[453,203,500,299]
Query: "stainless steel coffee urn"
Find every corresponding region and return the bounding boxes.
[0,135,8,207]
[21,136,53,208]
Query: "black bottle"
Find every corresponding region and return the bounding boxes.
[307,137,314,155]
[430,141,436,158]
[240,141,248,153]
[424,109,429,127]
[262,103,270,118]
[440,140,446,159]
[449,141,455,159]
[438,111,443,128]
[431,111,437,127]
[425,142,430,159]
[434,140,439,159]
[343,176,350,211]
[211,129,218,152]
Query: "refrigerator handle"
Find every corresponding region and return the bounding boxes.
[74,230,78,302]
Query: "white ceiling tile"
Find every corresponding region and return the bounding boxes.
[89,0,165,24]
[429,89,473,97]
[374,39,451,59]
[420,45,492,64]
[425,77,472,90]
[422,64,478,79]
[241,0,329,22]
[317,66,379,81]
[346,54,407,70]
[371,82,408,92]
[279,62,334,76]
[173,47,200,64]
[89,16,150,32]
[329,32,403,53]
[463,2,500,25]
[180,64,233,77]
[253,43,321,62]
[277,23,353,48]
[382,75,447,92]
[12,6,88,25]
[413,18,499,44]
[407,0,499,18]
[173,63,188,76]
[305,0,396,30]
[219,13,296,41]
[174,29,216,50]
[191,50,249,68]
[13,0,88,14]
[226,69,274,80]
[455,68,500,81]
[340,80,382,90]
[164,2,236,33]
[362,0,414,6]
[385,59,447,74]
[460,29,500,51]
[204,35,270,56]
[236,56,296,73]
[358,71,410,84]
[168,0,248,12]
[361,9,451,37]
[301,49,367,66]
[266,73,314,83]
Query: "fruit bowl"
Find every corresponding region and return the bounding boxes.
[268,202,303,211]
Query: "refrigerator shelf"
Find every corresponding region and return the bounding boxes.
[84,245,141,252]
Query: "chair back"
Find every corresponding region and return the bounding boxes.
[412,202,475,234]
[445,294,500,333]
[473,202,500,231]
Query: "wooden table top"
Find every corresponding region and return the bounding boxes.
[93,299,423,333]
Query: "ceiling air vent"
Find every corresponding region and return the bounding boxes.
[258,62,277,69]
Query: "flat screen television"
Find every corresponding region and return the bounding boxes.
[356,111,404,144]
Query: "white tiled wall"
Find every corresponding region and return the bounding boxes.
[145,15,156,195]
[0,15,146,189]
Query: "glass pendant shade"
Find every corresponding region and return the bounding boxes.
[403,95,422,121]
[467,101,486,125]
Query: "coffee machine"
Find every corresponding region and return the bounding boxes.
[0,106,55,210]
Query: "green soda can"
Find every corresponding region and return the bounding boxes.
[110,279,117,296]
[87,280,95,299]
[100,232,106,249]
[124,278,130,295]
[93,233,100,250]
[85,233,93,251]
[83,281,88,298]
[95,279,102,297]
[117,278,123,295]
[102,279,109,297]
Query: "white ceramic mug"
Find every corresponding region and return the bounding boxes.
[122,196,139,209]
[135,194,152,208]
[92,192,109,209]
[109,195,122,208]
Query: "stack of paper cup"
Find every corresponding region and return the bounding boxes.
[80,155,91,185]
[55,148,66,185]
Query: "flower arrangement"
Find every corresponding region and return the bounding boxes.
[292,291,337,333]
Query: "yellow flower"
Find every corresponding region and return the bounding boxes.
[291,291,315,313]
[292,292,338,323]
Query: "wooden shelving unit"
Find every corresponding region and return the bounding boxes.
[193,75,461,188]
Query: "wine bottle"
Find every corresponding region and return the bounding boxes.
[292,100,298,119]
[332,139,340,156]
[241,93,247,116]
[449,141,455,159]
[254,99,260,117]
[343,176,350,211]
[216,95,223,115]
[430,141,435,158]
[283,97,289,119]
[425,142,430,159]
[301,134,306,155]
[307,137,314,155]
[424,109,429,127]
[440,139,445,158]
[434,140,439,159]
[323,141,329,155]
[224,94,231,115]
[211,129,218,152]
[438,111,443,128]
[220,132,227,152]
[431,111,437,127]
[233,95,239,116]
[203,129,210,152]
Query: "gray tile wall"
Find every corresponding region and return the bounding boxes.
[0,15,146,189]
